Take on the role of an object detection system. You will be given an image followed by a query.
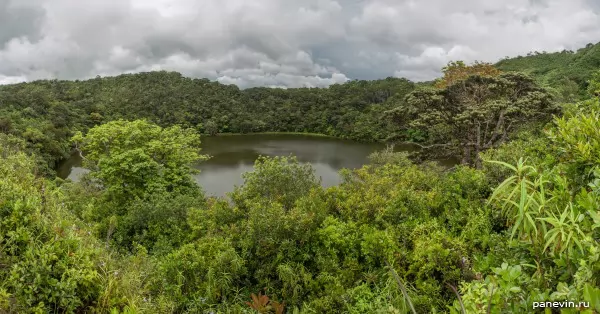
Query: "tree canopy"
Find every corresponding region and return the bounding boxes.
[434,60,501,89]
[392,71,557,167]
[1,41,600,313]
[72,119,206,199]
[495,41,600,98]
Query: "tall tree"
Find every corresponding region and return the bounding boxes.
[434,61,501,89]
[72,119,207,200]
[395,71,557,167]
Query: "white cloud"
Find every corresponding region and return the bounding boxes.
[0,74,27,85]
[0,0,599,86]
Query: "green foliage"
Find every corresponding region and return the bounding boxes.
[480,130,553,185]
[479,110,600,312]
[0,73,417,177]
[0,135,103,313]
[204,119,219,136]
[547,98,600,190]
[408,223,469,311]
[232,155,321,210]
[151,237,246,312]
[367,146,413,167]
[7,239,101,312]
[588,70,600,97]
[452,263,532,314]
[394,71,557,167]
[110,191,205,254]
[72,119,206,199]
[3,107,600,312]
[2,42,600,313]
[0,42,597,175]
[496,42,600,96]
[67,120,209,255]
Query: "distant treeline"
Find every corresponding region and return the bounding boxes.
[0,42,598,171]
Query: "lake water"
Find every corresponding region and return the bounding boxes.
[56,134,450,197]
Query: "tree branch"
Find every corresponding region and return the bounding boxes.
[396,141,454,149]
[485,111,505,148]
[74,144,88,161]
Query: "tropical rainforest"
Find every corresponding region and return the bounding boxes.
[1,42,600,313]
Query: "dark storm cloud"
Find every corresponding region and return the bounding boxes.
[0,1,45,47]
[1,0,599,87]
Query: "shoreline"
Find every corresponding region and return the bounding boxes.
[206,131,341,139]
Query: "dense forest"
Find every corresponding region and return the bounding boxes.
[496,42,600,100]
[0,71,414,173]
[1,42,600,313]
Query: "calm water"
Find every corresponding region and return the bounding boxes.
[57,134,446,197]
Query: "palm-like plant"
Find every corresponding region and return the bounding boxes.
[538,203,586,255]
[486,158,550,243]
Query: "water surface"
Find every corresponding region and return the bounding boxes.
[57,134,446,196]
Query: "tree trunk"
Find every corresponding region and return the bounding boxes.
[475,123,482,169]
[461,145,471,165]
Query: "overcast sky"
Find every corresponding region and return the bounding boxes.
[1,0,599,88]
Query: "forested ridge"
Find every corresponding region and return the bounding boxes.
[496,42,600,100]
[1,42,598,173]
[1,42,600,313]
[0,72,414,173]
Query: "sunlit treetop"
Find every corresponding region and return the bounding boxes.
[435,61,502,89]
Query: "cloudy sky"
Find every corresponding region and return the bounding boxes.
[1,0,599,88]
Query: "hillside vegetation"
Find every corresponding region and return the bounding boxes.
[1,42,599,173]
[0,74,414,172]
[1,42,600,313]
[496,42,600,100]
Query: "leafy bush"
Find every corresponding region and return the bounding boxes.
[2,51,600,312]
[0,135,103,313]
